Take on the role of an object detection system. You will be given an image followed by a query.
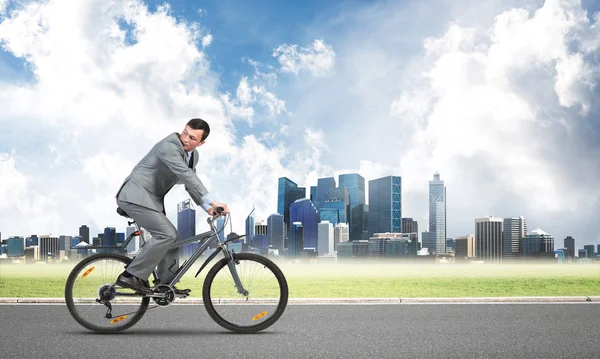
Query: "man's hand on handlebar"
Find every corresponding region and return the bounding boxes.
[207,201,230,217]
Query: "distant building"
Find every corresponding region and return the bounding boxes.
[455,235,475,258]
[288,222,304,258]
[422,231,436,255]
[475,216,503,263]
[79,225,90,243]
[317,221,334,256]
[337,240,369,260]
[334,223,349,250]
[368,175,402,237]
[521,228,555,257]
[583,245,595,259]
[402,218,418,235]
[290,198,319,251]
[564,236,575,258]
[7,237,24,257]
[503,217,527,259]
[429,172,446,254]
[267,213,284,251]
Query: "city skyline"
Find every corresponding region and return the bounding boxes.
[2,170,594,256]
[1,0,599,249]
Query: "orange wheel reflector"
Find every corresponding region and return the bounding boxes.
[110,316,127,324]
[252,311,268,321]
[81,266,95,278]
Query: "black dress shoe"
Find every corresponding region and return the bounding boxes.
[116,273,153,295]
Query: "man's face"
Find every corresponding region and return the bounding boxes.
[180,125,205,152]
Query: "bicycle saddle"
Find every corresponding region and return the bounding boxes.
[116,207,131,218]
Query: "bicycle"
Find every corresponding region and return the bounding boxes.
[64,206,289,334]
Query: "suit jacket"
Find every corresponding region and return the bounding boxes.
[116,132,211,212]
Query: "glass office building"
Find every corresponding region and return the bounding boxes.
[290,198,320,251]
[368,176,402,237]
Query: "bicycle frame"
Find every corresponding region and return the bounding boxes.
[118,215,248,297]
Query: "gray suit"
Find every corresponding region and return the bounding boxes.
[116,132,213,283]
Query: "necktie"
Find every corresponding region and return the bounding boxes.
[188,151,194,169]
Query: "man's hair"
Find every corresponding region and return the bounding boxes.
[187,118,210,141]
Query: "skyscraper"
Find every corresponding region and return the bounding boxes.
[429,172,446,255]
[267,213,284,250]
[177,199,196,259]
[564,236,575,258]
[339,173,366,210]
[79,225,90,243]
[368,176,402,237]
[402,218,418,234]
[277,177,306,230]
[522,228,554,257]
[288,222,304,258]
[245,207,256,245]
[290,198,320,251]
[475,216,503,263]
[317,221,334,256]
[503,217,527,259]
[310,186,317,203]
[455,234,475,258]
[315,177,336,211]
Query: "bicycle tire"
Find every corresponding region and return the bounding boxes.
[202,252,288,333]
[65,252,150,333]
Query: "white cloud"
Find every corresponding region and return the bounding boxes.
[201,33,212,47]
[231,75,286,124]
[273,39,335,77]
[0,0,288,237]
[0,0,7,17]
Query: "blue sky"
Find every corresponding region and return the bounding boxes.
[1,0,599,250]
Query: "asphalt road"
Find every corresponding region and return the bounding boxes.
[1,303,600,358]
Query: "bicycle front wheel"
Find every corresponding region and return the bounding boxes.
[203,253,288,333]
[65,252,150,333]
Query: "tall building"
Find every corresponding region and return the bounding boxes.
[79,225,90,243]
[522,228,554,257]
[475,216,503,263]
[245,207,256,245]
[310,186,317,203]
[277,177,306,231]
[503,217,527,259]
[429,172,446,255]
[421,231,436,254]
[402,218,418,235]
[583,244,594,258]
[103,227,116,253]
[339,173,366,210]
[39,235,59,262]
[455,234,475,258]
[334,223,349,249]
[315,177,336,211]
[288,222,304,258]
[267,213,284,250]
[290,198,320,251]
[350,204,369,242]
[368,176,402,237]
[564,236,575,258]
[322,186,350,224]
[177,199,197,259]
[255,220,268,236]
[317,221,334,256]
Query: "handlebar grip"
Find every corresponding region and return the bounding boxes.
[216,207,224,213]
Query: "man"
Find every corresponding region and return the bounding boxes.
[115,118,229,295]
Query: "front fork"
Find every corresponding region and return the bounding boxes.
[221,246,249,296]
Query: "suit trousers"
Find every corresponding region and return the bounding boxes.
[117,199,180,284]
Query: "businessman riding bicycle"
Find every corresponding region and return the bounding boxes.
[114,118,229,296]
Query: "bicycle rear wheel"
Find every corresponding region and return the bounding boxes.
[203,253,288,333]
[65,252,149,333]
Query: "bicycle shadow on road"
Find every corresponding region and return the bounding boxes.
[65,329,282,336]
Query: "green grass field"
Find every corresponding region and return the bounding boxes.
[1,259,599,298]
